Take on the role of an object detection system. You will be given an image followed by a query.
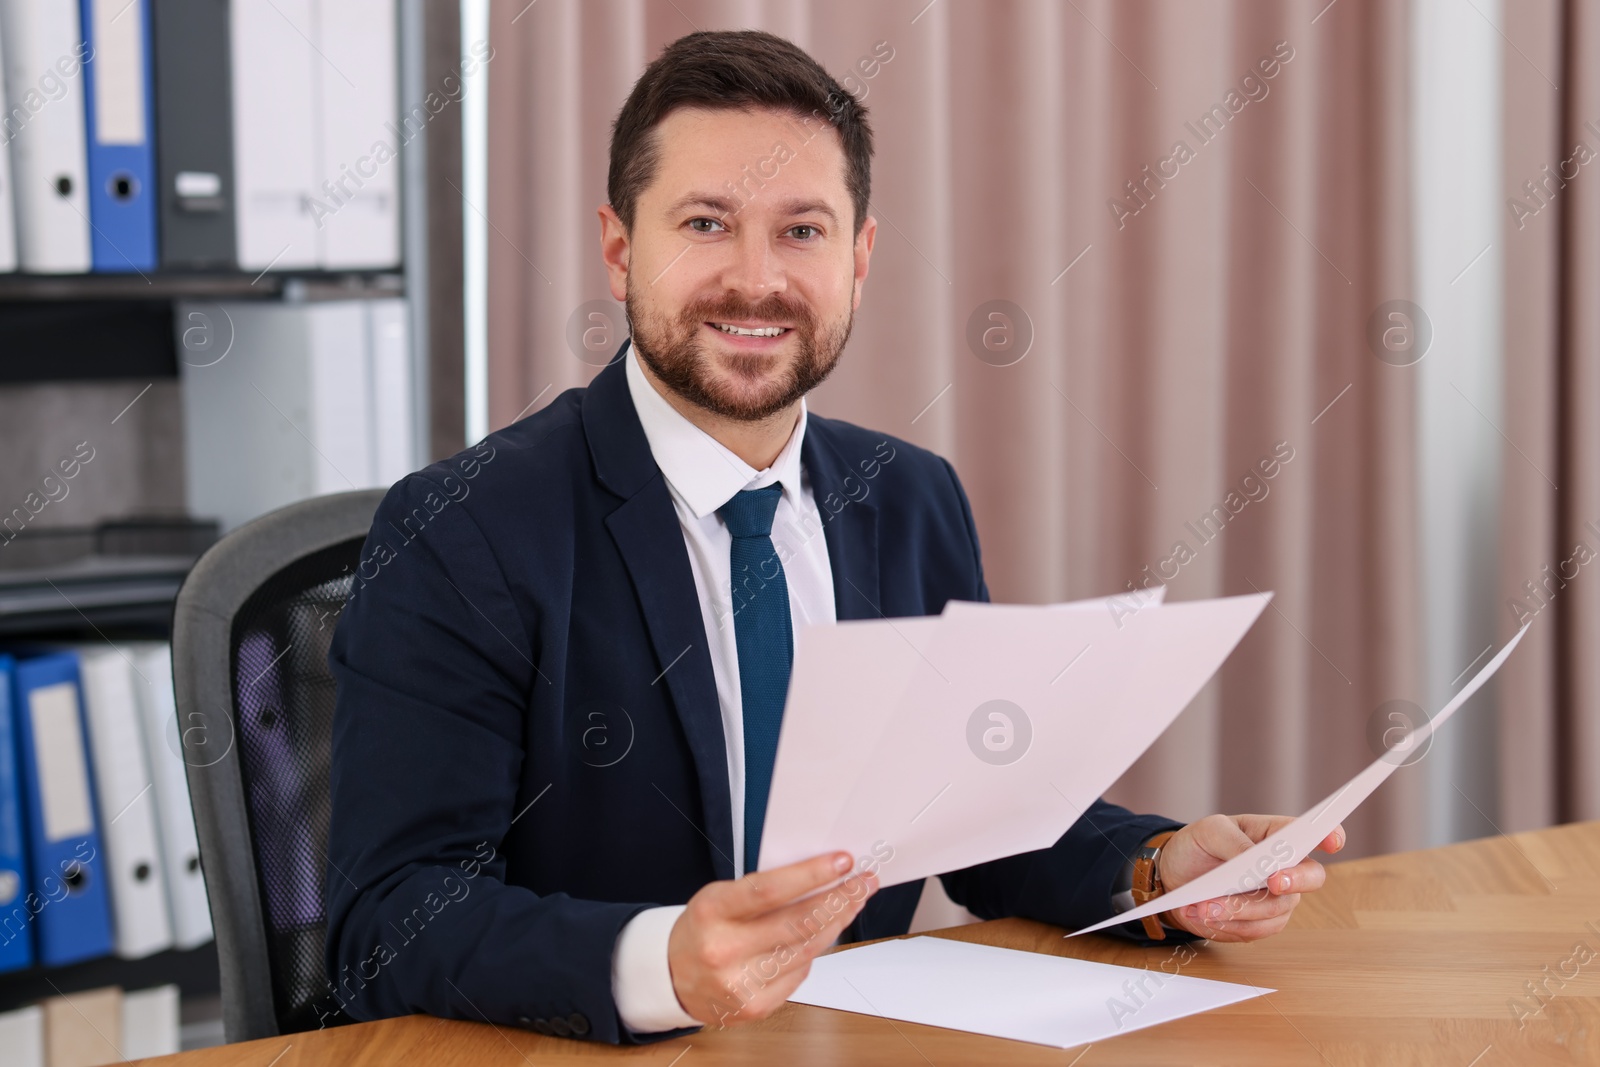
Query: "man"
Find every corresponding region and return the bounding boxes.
[324,28,1343,1045]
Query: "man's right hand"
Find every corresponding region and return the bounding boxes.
[667,851,879,1027]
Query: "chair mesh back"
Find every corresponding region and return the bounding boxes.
[229,540,358,1033]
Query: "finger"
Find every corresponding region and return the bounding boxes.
[753,870,878,955]
[1317,824,1347,853]
[1265,858,1325,896]
[689,869,877,1026]
[714,852,855,920]
[722,941,846,1022]
[1180,889,1265,925]
[712,871,878,1010]
[1195,912,1295,942]
[1183,891,1296,926]
[719,883,878,1021]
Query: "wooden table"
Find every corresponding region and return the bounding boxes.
[141,821,1600,1065]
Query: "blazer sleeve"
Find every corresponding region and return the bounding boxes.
[322,473,672,1044]
[931,459,1201,946]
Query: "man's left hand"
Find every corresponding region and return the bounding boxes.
[1154,814,1345,942]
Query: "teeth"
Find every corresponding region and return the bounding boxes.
[713,323,787,337]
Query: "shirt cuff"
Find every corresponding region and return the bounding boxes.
[612,905,700,1034]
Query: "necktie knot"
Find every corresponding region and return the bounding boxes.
[718,484,782,539]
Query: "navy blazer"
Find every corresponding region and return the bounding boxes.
[323,343,1186,1044]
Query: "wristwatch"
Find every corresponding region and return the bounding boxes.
[1130,830,1179,940]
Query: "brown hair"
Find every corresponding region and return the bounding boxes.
[608,30,874,237]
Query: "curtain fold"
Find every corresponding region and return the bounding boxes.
[1499,0,1600,829]
[486,0,1423,858]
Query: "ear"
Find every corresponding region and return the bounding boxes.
[599,204,630,302]
[852,215,877,310]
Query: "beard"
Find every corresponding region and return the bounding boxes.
[625,275,853,422]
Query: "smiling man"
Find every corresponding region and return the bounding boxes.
[324,29,1343,1045]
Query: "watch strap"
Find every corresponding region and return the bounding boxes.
[1130,830,1178,940]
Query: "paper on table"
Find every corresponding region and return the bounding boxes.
[789,935,1271,1048]
[760,593,1268,886]
[1071,623,1532,937]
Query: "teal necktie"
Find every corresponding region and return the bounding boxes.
[717,484,792,873]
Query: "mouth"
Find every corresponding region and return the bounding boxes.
[703,320,795,349]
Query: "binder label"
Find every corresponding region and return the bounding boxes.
[28,685,93,841]
[91,0,148,145]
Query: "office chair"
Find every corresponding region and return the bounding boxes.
[171,489,386,1041]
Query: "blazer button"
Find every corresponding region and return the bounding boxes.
[533,1018,555,1036]
[568,1013,590,1036]
[515,1015,532,1028]
[549,1016,572,1037]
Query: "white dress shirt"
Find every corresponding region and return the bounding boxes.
[610,341,837,1033]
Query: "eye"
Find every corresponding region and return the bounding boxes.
[687,217,725,234]
[788,225,820,241]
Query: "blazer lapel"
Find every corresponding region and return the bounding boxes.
[801,421,883,623]
[584,346,737,880]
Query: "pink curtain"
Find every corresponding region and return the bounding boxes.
[486,0,1423,857]
[1499,0,1600,829]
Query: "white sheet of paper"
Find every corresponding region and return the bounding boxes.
[789,935,1271,1047]
[760,592,1267,887]
[757,588,1167,889]
[944,586,1167,615]
[1071,623,1532,937]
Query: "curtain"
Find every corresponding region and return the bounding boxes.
[485,0,1424,858]
[1499,0,1600,829]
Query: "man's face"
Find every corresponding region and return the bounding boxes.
[602,106,876,422]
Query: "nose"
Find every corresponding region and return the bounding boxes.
[721,227,786,304]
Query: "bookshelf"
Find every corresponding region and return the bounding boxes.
[0,271,406,303]
[0,0,465,1049]
[0,0,464,445]
[0,940,220,1018]
[0,520,220,1023]
[0,274,408,385]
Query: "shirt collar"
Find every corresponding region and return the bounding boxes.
[623,339,809,520]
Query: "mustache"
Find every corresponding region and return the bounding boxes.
[682,293,814,329]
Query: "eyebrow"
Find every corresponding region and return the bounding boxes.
[665,192,840,228]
